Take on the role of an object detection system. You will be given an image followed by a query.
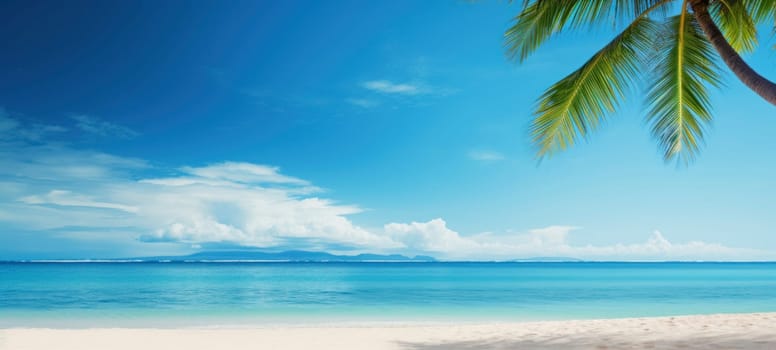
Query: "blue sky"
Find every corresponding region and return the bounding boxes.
[1,0,775,260]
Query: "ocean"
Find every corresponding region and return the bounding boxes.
[2,262,776,327]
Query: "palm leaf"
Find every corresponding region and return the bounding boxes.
[746,0,776,24]
[710,0,758,53]
[505,0,667,62]
[530,17,660,156]
[646,11,722,164]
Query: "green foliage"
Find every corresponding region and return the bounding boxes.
[507,0,776,163]
[745,0,776,24]
[505,0,666,62]
[531,17,660,155]
[711,0,758,53]
[646,14,722,164]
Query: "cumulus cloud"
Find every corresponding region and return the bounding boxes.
[0,133,396,252]
[528,225,578,246]
[133,175,396,249]
[1,108,773,261]
[385,218,479,253]
[381,219,772,261]
[71,115,138,139]
[362,80,423,95]
[2,138,770,260]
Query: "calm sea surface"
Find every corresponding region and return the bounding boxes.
[2,262,776,327]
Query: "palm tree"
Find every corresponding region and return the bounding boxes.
[506,0,776,163]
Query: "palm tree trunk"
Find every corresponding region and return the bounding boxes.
[690,0,776,106]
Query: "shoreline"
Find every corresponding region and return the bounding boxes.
[3,312,776,349]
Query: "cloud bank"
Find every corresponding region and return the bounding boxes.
[1,112,773,261]
[0,125,396,252]
[382,219,767,261]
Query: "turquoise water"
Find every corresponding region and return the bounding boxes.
[2,262,776,327]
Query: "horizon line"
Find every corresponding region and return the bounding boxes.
[4,259,776,264]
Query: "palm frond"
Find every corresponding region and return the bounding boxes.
[530,17,660,157]
[646,11,722,164]
[745,0,776,24]
[710,0,758,53]
[505,0,668,62]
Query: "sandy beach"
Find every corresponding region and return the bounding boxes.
[2,313,775,350]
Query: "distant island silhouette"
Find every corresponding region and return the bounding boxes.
[133,250,438,262]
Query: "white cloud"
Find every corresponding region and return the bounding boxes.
[528,225,578,246]
[380,219,772,261]
[181,162,310,186]
[362,80,423,95]
[1,137,771,260]
[0,110,67,141]
[71,115,138,139]
[385,218,479,253]
[19,124,67,141]
[561,230,765,261]
[0,143,147,181]
[0,138,397,252]
[133,177,396,249]
[468,150,505,162]
[1,110,773,261]
[19,190,139,213]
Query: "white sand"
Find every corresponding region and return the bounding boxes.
[2,313,776,350]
